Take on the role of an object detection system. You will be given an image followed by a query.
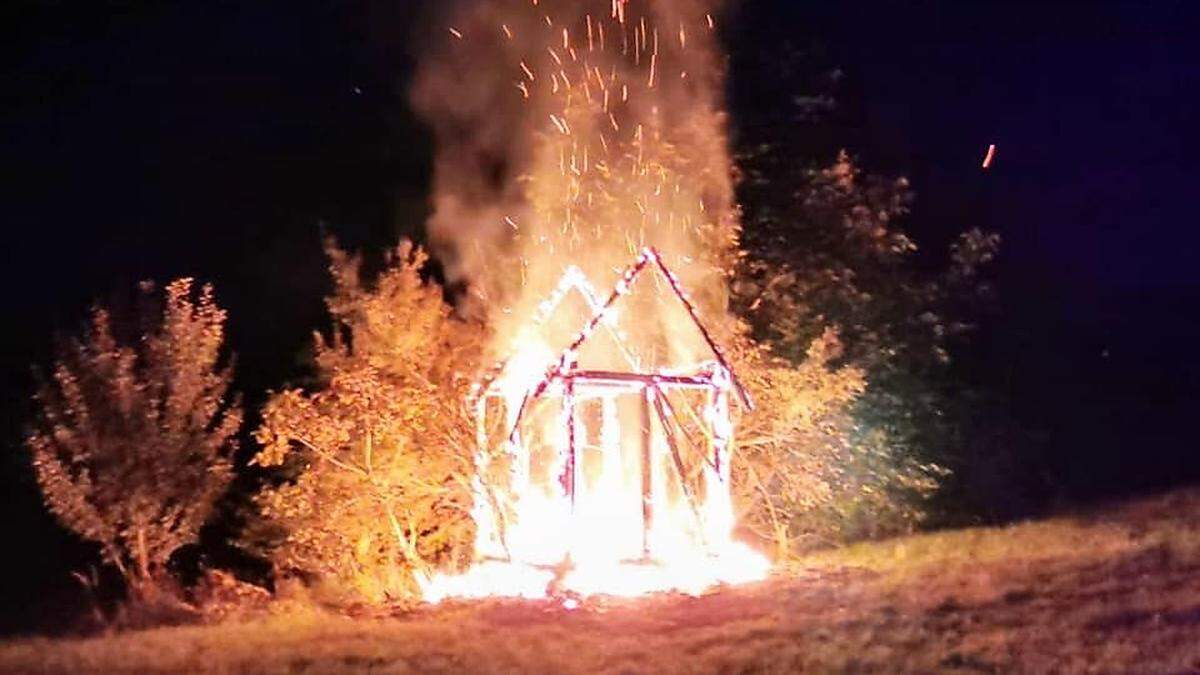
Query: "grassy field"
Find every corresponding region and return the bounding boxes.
[4,489,1200,673]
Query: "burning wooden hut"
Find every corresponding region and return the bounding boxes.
[469,248,752,569]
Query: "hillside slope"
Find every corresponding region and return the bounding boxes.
[3,490,1200,673]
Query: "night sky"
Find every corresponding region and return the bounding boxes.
[2,0,1198,632]
[730,1,1200,494]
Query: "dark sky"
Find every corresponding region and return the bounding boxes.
[1,0,1198,632]
[757,1,1200,495]
[809,1,1199,288]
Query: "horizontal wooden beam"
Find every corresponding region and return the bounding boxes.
[485,370,723,398]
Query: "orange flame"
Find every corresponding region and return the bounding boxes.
[414,1,763,601]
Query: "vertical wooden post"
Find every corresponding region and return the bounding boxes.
[563,377,579,512]
[600,395,622,500]
[507,391,531,496]
[651,389,706,545]
[710,384,730,484]
[641,386,654,558]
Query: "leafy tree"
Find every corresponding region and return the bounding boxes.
[733,71,1006,532]
[26,279,241,598]
[252,240,483,602]
[731,326,944,555]
[735,150,998,369]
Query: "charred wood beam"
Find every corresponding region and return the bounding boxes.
[641,387,654,558]
[650,387,707,545]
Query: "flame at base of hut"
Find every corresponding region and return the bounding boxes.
[420,544,768,602]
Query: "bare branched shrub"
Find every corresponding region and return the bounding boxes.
[27,279,241,598]
[252,240,482,603]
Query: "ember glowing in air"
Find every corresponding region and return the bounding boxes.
[982,143,997,169]
[414,0,765,601]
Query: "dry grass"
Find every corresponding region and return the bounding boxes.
[5,489,1200,673]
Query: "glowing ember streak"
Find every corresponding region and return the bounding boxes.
[982,143,997,169]
[448,27,463,39]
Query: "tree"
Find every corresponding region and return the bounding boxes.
[731,326,945,555]
[732,56,1007,533]
[735,149,998,368]
[26,279,241,598]
[251,240,483,602]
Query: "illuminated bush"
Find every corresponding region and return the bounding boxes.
[252,241,482,602]
[731,327,944,556]
[27,279,240,598]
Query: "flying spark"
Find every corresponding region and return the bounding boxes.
[982,143,997,169]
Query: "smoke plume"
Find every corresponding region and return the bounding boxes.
[412,0,739,367]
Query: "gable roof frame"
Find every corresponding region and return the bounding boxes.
[473,264,641,402]
[526,247,752,409]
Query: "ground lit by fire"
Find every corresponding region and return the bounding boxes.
[8,490,1200,673]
